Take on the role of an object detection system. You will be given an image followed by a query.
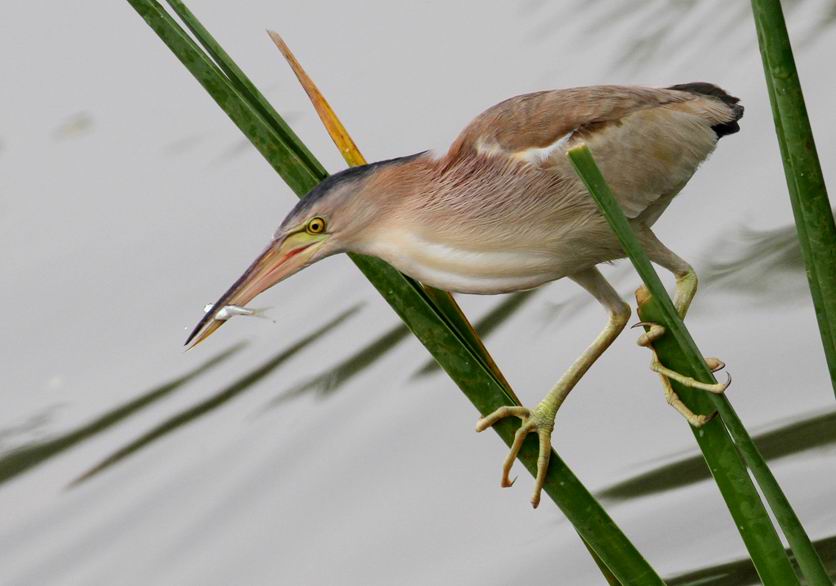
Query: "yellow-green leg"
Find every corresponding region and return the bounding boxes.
[476,267,630,508]
[636,232,730,427]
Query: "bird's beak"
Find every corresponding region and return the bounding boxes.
[185,230,327,348]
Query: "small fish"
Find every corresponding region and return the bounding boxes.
[203,304,270,321]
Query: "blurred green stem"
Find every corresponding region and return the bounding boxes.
[750,0,836,394]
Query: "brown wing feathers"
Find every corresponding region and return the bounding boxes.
[443,84,743,165]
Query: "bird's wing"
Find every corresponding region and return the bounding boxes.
[445,86,687,158]
[442,85,734,218]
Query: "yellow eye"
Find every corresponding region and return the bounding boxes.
[306,217,326,234]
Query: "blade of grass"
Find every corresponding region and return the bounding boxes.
[750,0,836,395]
[639,295,828,586]
[125,3,663,582]
[128,0,319,189]
[266,31,365,168]
[569,144,827,585]
[165,0,326,177]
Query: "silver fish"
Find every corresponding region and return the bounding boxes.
[203,304,267,321]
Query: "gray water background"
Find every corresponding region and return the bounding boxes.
[1,1,835,584]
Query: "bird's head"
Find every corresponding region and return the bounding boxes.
[185,154,422,347]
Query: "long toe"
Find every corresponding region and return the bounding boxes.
[475,405,530,432]
[501,424,532,488]
[531,425,554,508]
[652,362,732,394]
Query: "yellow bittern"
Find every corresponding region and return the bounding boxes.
[187,83,742,507]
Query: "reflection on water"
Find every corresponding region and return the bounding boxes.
[667,534,836,586]
[0,406,61,453]
[51,112,94,140]
[0,344,244,486]
[801,1,836,47]
[265,321,410,408]
[211,113,301,166]
[71,305,360,485]
[597,408,836,502]
[413,290,539,378]
[265,289,540,402]
[162,132,210,156]
[698,213,836,305]
[162,114,302,160]
[523,0,836,72]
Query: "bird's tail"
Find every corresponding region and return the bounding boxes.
[668,82,744,137]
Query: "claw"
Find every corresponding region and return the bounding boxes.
[705,357,725,372]
[688,410,719,428]
[694,410,719,427]
[718,372,732,393]
[636,323,666,347]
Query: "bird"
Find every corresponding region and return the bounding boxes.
[186,82,743,507]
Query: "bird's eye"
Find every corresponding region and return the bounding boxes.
[306,217,327,234]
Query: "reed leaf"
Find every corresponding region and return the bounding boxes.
[569,144,827,585]
[750,0,836,394]
[125,2,662,582]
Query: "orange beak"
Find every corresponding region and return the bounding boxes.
[185,232,327,348]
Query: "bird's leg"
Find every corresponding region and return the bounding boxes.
[635,233,730,426]
[476,268,629,508]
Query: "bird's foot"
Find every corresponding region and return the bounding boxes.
[633,321,731,428]
[475,403,556,508]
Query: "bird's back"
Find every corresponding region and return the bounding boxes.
[440,84,743,222]
[363,84,743,293]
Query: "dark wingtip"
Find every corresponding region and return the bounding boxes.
[668,82,744,137]
[667,82,740,105]
[711,120,741,138]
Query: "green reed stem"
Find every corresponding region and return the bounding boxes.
[569,144,826,585]
[750,0,836,395]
